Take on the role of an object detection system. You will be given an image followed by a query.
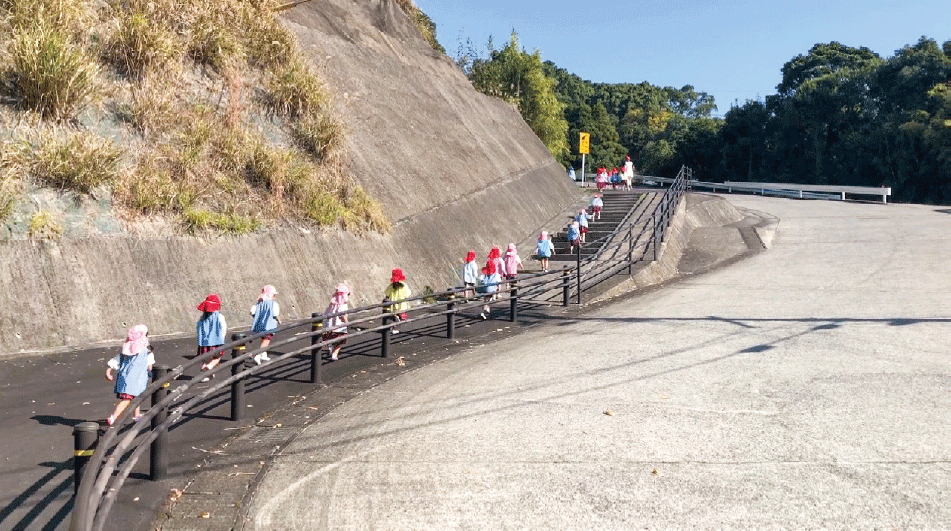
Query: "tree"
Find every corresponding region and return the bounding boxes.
[467,32,569,161]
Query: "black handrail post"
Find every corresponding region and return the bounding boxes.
[150,364,169,481]
[230,333,247,422]
[562,268,570,307]
[652,212,658,261]
[446,293,456,340]
[575,243,582,305]
[509,280,518,322]
[627,224,633,275]
[73,421,99,494]
[310,313,322,384]
[381,308,392,358]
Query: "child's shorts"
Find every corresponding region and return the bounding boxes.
[570,237,580,246]
[116,393,136,401]
[197,344,224,358]
[322,331,347,345]
[593,206,602,213]
[580,227,588,234]
[504,274,516,281]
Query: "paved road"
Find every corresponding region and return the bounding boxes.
[244,196,951,529]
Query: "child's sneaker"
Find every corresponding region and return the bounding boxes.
[106,415,116,426]
[253,353,264,365]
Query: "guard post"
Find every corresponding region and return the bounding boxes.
[446,290,456,340]
[310,313,322,384]
[562,268,570,307]
[230,333,247,421]
[73,421,100,494]
[576,243,582,305]
[150,364,170,481]
[509,280,518,322]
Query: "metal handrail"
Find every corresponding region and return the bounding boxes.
[71,167,692,531]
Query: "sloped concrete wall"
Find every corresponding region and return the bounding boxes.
[0,0,581,355]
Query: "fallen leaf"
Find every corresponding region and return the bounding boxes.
[604,410,615,416]
[199,511,210,519]
[395,357,406,366]
[651,469,659,475]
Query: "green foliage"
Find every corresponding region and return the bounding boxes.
[1,24,99,120]
[467,32,569,161]
[28,210,62,238]
[16,130,121,193]
[394,0,445,54]
[706,37,951,203]
[182,208,260,235]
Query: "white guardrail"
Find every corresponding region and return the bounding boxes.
[643,177,891,204]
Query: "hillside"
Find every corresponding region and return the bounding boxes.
[0,0,579,355]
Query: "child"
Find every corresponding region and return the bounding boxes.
[577,208,589,243]
[322,283,350,360]
[105,325,155,426]
[383,268,412,334]
[250,285,280,365]
[461,250,478,298]
[536,231,555,272]
[595,167,607,191]
[623,155,634,190]
[503,243,522,281]
[487,245,506,278]
[610,169,622,189]
[591,194,603,220]
[479,263,502,320]
[567,221,580,254]
[196,294,227,381]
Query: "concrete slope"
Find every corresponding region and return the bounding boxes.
[242,196,951,529]
[0,0,578,356]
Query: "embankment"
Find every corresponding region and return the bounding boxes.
[0,0,578,355]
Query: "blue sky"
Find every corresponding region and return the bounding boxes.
[415,0,950,116]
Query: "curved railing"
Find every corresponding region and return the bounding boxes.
[70,166,689,531]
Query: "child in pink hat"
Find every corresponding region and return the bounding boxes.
[503,243,522,281]
[322,283,350,360]
[250,285,280,365]
[104,325,155,426]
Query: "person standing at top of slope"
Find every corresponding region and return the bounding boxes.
[623,155,635,190]
[250,285,280,365]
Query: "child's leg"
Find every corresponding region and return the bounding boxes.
[110,399,131,422]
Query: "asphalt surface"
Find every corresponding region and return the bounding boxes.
[239,196,950,530]
[1,189,661,531]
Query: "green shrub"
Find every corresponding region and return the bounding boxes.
[182,207,260,234]
[2,0,92,33]
[17,130,121,193]
[28,209,62,238]
[238,5,295,69]
[1,24,99,120]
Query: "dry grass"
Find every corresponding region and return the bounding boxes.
[13,129,121,192]
[0,24,100,120]
[0,0,389,235]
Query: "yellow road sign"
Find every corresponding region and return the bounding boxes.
[579,132,590,154]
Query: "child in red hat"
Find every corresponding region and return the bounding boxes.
[197,294,227,380]
[461,250,478,298]
[383,268,411,334]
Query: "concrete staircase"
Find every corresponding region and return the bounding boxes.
[548,190,660,262]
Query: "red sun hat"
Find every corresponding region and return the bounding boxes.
[390,268,406,284]
[198,294,221,312]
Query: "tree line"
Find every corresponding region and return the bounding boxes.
[456,33,951,204]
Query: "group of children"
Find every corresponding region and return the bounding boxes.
[595,156,637,191]
[461,244,524,319]
[105,191,618,426]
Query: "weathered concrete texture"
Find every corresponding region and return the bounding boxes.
[243,196,951,530]
[593,193,768,303]
[281,0,568,224]
[0,1,580,355]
